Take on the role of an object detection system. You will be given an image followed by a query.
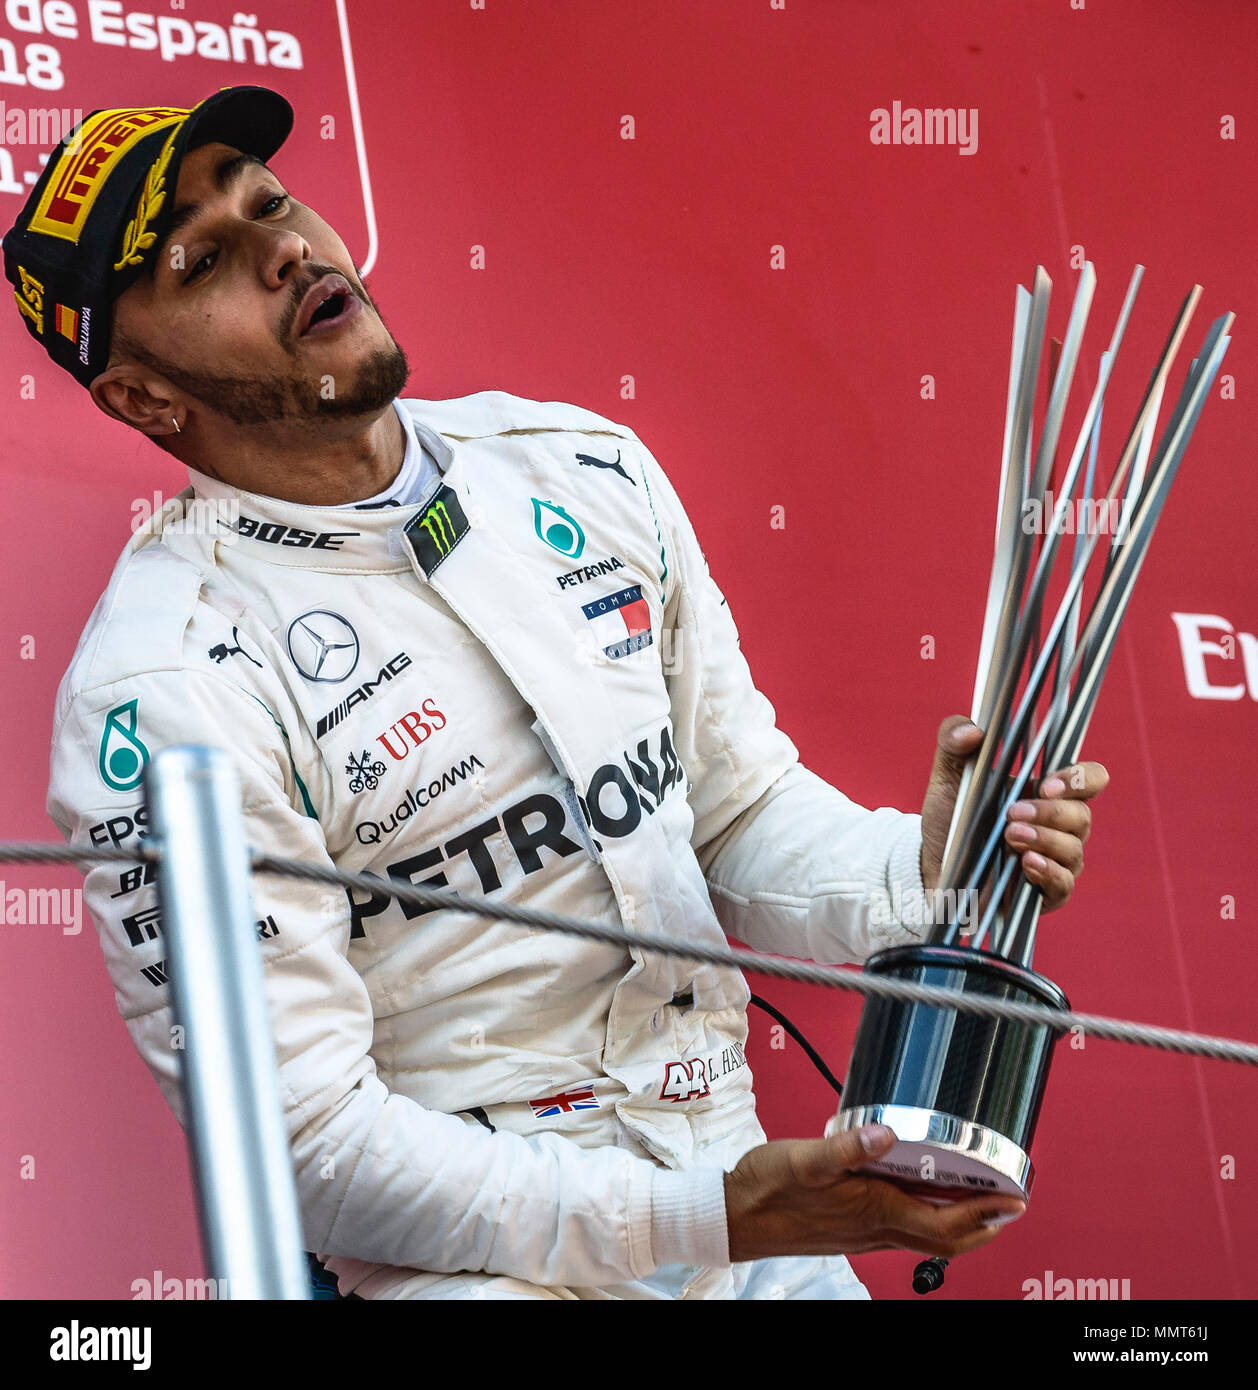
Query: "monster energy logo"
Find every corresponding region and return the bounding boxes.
[404,483,470,576]
[98,699,150,792]
[420,499,457,555]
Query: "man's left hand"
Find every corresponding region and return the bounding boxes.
[919,714,1110,913]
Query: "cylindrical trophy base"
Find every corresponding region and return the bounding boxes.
[829,944,1069,1203]
[826,1103,1033,1201]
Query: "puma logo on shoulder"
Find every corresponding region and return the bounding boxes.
[575,449,636,486]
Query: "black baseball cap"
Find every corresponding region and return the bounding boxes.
[1,86,293,388]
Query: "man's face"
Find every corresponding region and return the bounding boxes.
[106,140,407,426]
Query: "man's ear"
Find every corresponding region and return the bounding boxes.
[89,363,180,438]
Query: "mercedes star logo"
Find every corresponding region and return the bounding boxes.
[286,610,360,683]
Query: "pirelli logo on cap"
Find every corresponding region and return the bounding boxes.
[405,484,471,576]
[28,106,187,244]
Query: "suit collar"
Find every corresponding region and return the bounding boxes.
[179,399,454,572]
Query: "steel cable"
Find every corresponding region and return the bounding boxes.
[2,837,1256,1067]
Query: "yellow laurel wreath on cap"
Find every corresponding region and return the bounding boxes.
[113,125,181,273]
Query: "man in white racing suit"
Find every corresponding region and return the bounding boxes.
[8,88,1107,1299]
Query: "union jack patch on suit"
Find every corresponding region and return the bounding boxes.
[528,1084,600,1118]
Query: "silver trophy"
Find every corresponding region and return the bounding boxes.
[828,265,1233,1205]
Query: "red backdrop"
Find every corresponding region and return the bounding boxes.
[1,0,1254,1300]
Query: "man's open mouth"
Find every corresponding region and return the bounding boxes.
[295,274,362,339]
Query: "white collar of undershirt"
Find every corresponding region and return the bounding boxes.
[341,399,436,511]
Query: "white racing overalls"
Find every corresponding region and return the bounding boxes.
[48,391,926,1298]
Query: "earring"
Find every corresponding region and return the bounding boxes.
[172,417,181,434]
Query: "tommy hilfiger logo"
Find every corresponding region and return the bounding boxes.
[582,585,653,659]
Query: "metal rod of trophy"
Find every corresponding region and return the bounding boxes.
[940,268,1064,855]
[1005,364,1109,937]
[941,271,1158,905]
[1038,334,1223,795]
[1053,346,1211,764]
[146,746,311,1300]
[1042,355,1108,775]
[939,282,1201,945]
[999,310,1201,956]
[962,314,1232,954]
[997,347,1136,955]
[980,264,1058,736]
[1000,342,1228,965]
[979,355,1114,952]
[954,320,1208,927]
[990,333,1063,945]
[936,280,1203,922]
[971,286,1033,725]
[1050,341,1229,774]
[941,285,1031,938]
[935,265,1111,909]
[1002,324,1233,965]
[930,267,1145,934]
[935,274,1049,899]
[933,267,1073,909]
[1107,348,1172,562]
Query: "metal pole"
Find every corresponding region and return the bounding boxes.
[145,745,310,1300]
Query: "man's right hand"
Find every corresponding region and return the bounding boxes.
[724,1124,1027,1263]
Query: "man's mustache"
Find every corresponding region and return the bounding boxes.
[279,266,372,344]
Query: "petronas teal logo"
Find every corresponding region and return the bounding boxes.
[532,498,585,559]
[98,699,150,792]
